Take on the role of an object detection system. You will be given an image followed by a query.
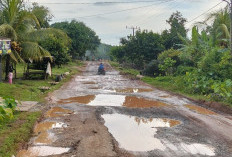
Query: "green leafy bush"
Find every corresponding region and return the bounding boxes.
[0,97,18,122]
[210,79,232,103]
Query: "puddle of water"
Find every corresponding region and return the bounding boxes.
[34,121,66,145]
[89,94,126,106]
[34,132,54,145]
[102,113,180,152]
[45,107,73,118]
[115,88,153,93]
[58,95,169,108]
[180,143,215,156]
[184,104,216,115]
[123,96,169,108]
[82,81,96,84]
[17,146,70,157]
[57,95,96,104]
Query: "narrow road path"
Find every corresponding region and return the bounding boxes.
[17,61,232,157]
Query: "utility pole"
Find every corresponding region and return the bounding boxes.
[126,26,139,36]
[222,0,232,55]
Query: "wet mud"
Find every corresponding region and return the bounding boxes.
[184,104,217,115]
[21,61,232,157]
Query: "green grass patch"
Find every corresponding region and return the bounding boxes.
[142,76,211,102]
[0,61,83,102]
[0,111,41,157]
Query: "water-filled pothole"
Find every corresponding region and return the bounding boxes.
[184,104,216,115]
[58,95,169,108]
[102,113,180,151]
[45,107,73,118]
[123,96,168,108]
[114,88,153,93]
[34,121,67,145]
[17,146,70,157]
[58,95,96,104]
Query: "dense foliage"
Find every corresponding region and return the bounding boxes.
[111,8,232,104]
[51,20,101,59]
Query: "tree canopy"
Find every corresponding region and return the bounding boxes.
[51,20,101,59]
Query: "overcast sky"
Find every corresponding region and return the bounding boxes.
[27,0,226,45]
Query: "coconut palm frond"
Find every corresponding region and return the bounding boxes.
[0,24,17,40]
[14,10,41,30]
[21,41,51,61]
[26,28,71,45]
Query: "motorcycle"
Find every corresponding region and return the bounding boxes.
[98,68,106,75]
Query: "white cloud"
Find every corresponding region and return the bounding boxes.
[29,0,227,45]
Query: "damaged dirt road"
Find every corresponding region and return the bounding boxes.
[17,61,232,157]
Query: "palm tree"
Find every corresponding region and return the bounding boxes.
[0,0,67,80]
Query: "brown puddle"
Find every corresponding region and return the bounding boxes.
[115,88,153,93]
[102,113,181,151]
[34,121,66,145]
[17,146,70,157]
[45,107,73,118]
[184,104,216,115]
[57,95,96,104]
[123,96,169,108]
[82,81,96,84]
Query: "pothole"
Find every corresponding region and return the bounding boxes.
[45,107,73,118]
[58,95,96,104]
[58,95,169,108]
[102,113,180,152]
[34,121,67,145]
[114,88,153,93]
[184,104,216,115]
[17,146,70,157]
[123,96,169,108]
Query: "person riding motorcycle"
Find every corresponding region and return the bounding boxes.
[98,63,105,75]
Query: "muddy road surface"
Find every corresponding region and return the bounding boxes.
[17,61,232,157]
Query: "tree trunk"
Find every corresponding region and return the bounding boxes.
[14,63,17,79]
[5,54,10,81]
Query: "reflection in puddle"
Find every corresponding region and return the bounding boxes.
[184,104,216,115]
[89,94,125,106]
[34,121,67,145]
[58,95,169,108]
[45,107,73,118]
[115,88,153,93]
[102,113,180,151]
[123,96,168,108]
[58,95,96,104]
[17,146,70,157]
[180,143,215,156]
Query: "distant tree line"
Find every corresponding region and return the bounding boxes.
[111,9,232,104]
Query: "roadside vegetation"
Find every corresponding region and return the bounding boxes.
[0,0,99,156]
[110,9,232,107]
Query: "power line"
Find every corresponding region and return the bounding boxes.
[187,1,224,24]
[27,0,172,5]
[75,0,175,18]
[136,0,180,26]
